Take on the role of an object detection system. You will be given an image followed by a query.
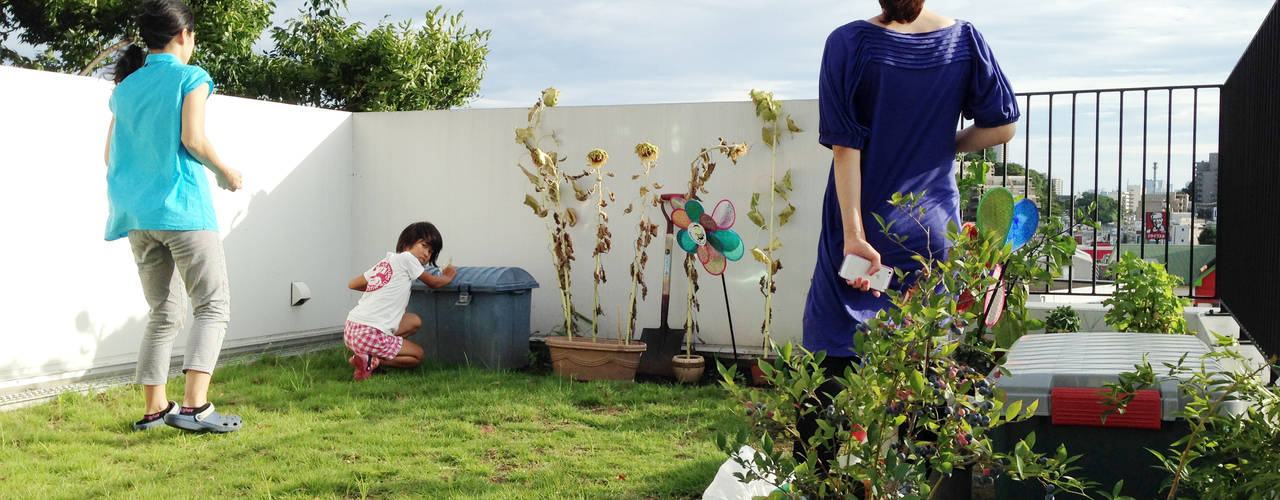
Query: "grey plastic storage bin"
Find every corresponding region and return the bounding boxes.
[406,266,539,370]
[992,332,1237,498]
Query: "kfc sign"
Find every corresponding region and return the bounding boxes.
[1146,211,1168,241]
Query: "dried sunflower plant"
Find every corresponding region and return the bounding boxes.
[515,87,584,338]
[585,148,616,340]
[681,139,750,356]
[747,89,802,352]
[622,143,662,343]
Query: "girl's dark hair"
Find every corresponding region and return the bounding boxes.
[112,0,195,84]
[396,222,444,267]
[879,0,926,24]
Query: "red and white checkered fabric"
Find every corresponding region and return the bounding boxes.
[343,320,403,360]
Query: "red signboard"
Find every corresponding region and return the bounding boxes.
[1145,211,1168,240]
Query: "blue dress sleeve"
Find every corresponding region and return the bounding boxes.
[818,31,870,150]
[963,26,1019,127]
[182,66,215,97]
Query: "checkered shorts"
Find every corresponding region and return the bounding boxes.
[343,321,404,360]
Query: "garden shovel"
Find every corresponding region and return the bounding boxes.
[637,193,688,377]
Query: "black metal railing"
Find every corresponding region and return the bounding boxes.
[1219,1,1279,359]
[961,84,1222,301]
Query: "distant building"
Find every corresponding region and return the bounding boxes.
[1143,193,1191,215]
[1193,153,1219,216]
[1122,184,1141,221]
[1051,178,1064,197]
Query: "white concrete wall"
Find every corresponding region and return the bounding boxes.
[0,66,354,390]
[352,100,831,350]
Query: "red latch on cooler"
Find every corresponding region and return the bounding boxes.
[1050,387,1162,429]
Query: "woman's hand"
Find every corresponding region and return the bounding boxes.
[843,236,882,297]
[217,167,242,192]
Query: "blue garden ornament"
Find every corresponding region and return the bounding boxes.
[976,187,1039,250]
[1005,198,1040,250]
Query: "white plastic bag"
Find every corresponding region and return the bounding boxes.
[702,446,780,500]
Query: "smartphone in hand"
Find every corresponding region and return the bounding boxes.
[838,254,893,291]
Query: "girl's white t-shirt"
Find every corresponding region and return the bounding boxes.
[347,251,425,333]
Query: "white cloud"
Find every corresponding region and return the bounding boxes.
[270,0,1272,106]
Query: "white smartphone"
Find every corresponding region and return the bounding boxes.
[838,254,893,291]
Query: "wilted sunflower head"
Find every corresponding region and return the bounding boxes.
[634,142,659,162]
[728,142,750,162]
[749,89,780,121]
[587,148,609,167]
[541,87,561,107]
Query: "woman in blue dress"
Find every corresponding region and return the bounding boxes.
[804,0,1019,365]
[797,0,1020,475]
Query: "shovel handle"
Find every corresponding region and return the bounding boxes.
[658,193,683,330]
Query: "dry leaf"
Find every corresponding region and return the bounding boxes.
[523,195,547,217]
[778,204,796,226]
[751,248,771,264]
[786,115,803,133]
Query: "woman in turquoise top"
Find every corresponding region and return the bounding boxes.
[105,0,244,433]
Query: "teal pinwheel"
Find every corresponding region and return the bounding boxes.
[669,197,744,275]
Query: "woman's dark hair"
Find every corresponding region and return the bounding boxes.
[112,0,195,84]
[879,0,926,24]
[396,222,444,267]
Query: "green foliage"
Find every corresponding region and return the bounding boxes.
[1102,252,1192,334]
[1077,190,1120,225]
[973,189,1088,355]
[0,348,745,498]
[716,196,1096,498]
[1,1,489,111]
[1044,305,1082,333]
[1198,225,1217,245]
[961,147,997,163]
[955,156,988,217]
[1102,337,1280,499]
[0,0,271,79]
[254,3,489,111]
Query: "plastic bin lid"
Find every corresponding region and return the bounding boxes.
[411,266,540,293]
[993,332,1229,421]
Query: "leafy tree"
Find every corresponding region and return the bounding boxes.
[0,0,272,83]
[962,146,996,163]
[250,2,489,111]
[1198,225,1216,244]
[0,0,490,111]
[1077,190,1119,224]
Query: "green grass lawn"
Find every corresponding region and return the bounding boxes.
[0,348,747,499]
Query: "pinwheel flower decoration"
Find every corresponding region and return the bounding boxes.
[964,187,1041,326]
[670,197,745,275]
[976,187,1039,251]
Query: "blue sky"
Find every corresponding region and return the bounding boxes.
[271,0,1275,108]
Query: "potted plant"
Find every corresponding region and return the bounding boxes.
[516,89,645,381]
[1103,337,1279,499]
[716,192,1098,498]
[952,157,1094,372]
[746,89,801,384]
[1044,305,1082,333]
[669,140,748,383]
[1102,252,1192,335]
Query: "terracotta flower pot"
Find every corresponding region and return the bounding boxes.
[671,354,705,384]
[749,362,772,386]
[545,336,647,382]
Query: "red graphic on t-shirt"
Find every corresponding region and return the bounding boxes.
[365,261,393,292]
